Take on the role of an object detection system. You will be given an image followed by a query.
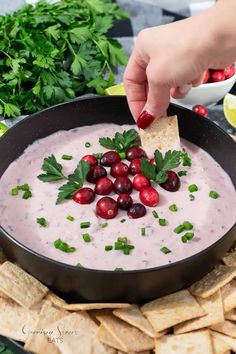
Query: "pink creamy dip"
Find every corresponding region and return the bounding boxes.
[0,124,235,270]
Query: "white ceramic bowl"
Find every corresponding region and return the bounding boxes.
[171,67,236,109]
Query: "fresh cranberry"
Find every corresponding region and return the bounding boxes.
[210,70,225,82]
[126,147,147,161]
[133,174,150,191]
[114,177,133,195]
[150,158,155,165]
[137,110,155,129]
[192,105,208,117]
[73,187,95,204]
[224,65,235,79]
[96,197,118,219]
[202,69,210,84]
[95,177,113,195]
[128,203,146,219]
[160,171,180,192]
[81,155,98,168]
[110,162,129,178]
[100,151,121,167]
[129,158,142,175]
[117,194,133,210]
[139,187,159,207]
[86,165,107,183]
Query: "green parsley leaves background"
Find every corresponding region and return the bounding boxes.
[0,0,128,118]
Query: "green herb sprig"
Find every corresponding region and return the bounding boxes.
[99,129,140,153]
[0,0,128,118]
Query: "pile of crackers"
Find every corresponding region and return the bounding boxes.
[0,247,236,354]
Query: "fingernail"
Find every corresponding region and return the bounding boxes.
[137,110,155,129]
[179,84,192,95]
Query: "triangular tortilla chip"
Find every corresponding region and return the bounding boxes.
[221,280,236,312]
[155,329,213,354]
[141,289,205,332]
[0,297,40,342]
[96,315,154,352]
[24,301,68,354]
[140,115,180,152]
[211,331,236,352]
[113,305,156,338]
[189,265,236,298]
[210,320,236,338]
[210,330,231,354]
[174,290,224,334]
[0,261,48,308]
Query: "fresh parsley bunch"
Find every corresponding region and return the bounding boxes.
[0,0,128,118]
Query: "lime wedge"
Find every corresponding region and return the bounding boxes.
[0,122,8,137]
[223,93,236,128]
[105,83,125,96]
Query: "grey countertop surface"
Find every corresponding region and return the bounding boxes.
[1,0,236,136]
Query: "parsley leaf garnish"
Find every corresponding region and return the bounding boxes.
[141,150,182,184]
[56,160,90,204]
[37,155,65,182]
[99,129,140,152]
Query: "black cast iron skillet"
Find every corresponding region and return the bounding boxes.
[0,96,235,303]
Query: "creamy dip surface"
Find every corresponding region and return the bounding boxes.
[0,124,235,270]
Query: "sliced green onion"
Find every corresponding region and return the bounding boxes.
[80,221,91,229]
[181,232,194,243]
[169,204,178,212]
[37,217,47,227]
[105,245,113,251]
[152,210,159,219]
[123,244,134,255]
[62,154,73,160]
[115,241,124,250]
[54,238,76,253]
[82,233,91,243]
[174,224,186,234]
[120,219,126,223]
[209,190,219,199]
[18,184,30,191]
[67,215,74,221]
[178,170,187,177]
[100,222,108,228]
[141,227,146,236]
[11,187,19,196]
[189,194,195,201]
[93,153,103,159]
[85,142,91,148]
[119,151,126,160]
[183,221,193,230]
[22,190,32,199]
[117,237,128,244]
[160,246,171,254]
[114,267,123,272]
[159,218,167,226]
[188,184,198,193]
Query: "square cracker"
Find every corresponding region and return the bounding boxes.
[155,329,213,354]
[113,305,156,338]
[210,330,231,354]
[140,115,180,151]
[97,324,124,351]
[45,311,115,354]
[221,279,236,312]
[225,309,236,321]
[210,320,236,338]
[96,315,154,352]
[174,290,224,334]
[0,261,48,308]
[46,292,130,311]
[189,265,236,298]
[24,301,68,354]
[141,289,205,332]
[223,251,236,267]
[0,297,40,342]
[211,331,236,352]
